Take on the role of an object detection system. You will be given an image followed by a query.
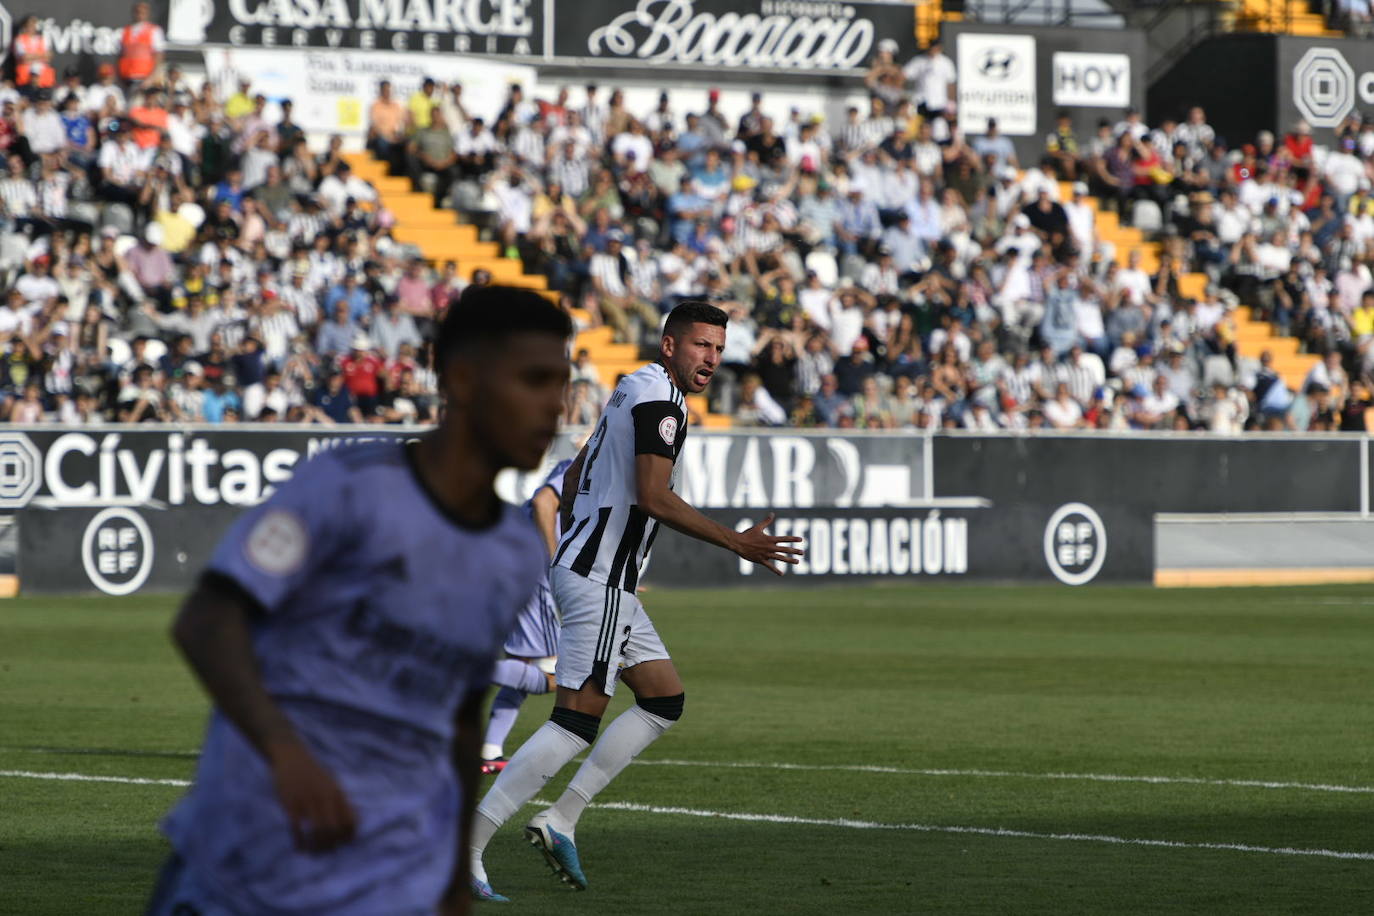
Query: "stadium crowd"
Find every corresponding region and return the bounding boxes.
[1,27,1374,432]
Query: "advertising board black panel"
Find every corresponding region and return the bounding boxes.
[1146,34,1278,152]
[644,501,1153,587]
[1275,37,1374,145]
[170,0,912,77]
[168,0,544,56]
[552,0,916,75]
[19,504,236,595]
[932,435,1362,513]
[0,0,168,80]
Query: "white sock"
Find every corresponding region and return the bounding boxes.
[470,721,589,866]
[548,706,675,831]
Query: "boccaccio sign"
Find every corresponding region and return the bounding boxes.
[566,0,912,72]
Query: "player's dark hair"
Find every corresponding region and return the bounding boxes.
[434,285,572,370]
[663,301,728,339]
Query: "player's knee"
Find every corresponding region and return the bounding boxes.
[549,706,602,744]
[637,692,685,722]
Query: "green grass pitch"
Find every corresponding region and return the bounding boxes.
[2,584,1372,914]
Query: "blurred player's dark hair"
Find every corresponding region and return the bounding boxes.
[663,301,728,337]
[435,285,573,369]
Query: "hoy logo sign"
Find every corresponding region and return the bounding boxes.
[1052,52,1130,108]
[1043,502,1106,586]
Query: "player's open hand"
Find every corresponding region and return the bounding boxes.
[732,513,805,576]
[267,738,358,853]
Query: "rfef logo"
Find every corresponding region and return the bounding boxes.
[1293,47,1355,129]
[1043,502,1106,586]
[82,508,154,596]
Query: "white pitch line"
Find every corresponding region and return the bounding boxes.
[4,771,1369,862]
[0,769,191,787]
[7,751,1373,796]
[568,800,1374,863]
[633,759,1374,795]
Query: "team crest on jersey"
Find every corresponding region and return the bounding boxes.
[658,416,679,446]
[244,509,308,577]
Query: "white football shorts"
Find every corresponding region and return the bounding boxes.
[550,565,669,697]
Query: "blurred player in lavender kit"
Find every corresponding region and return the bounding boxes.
[147,287,572,916]
[480,458,573,772]
[470,301,805,900]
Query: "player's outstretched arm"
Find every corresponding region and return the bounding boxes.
[171,581,357,853]
[635,453,804,575]
[531,484,561,559]
[558,444,588,534]
[439,687,484,916]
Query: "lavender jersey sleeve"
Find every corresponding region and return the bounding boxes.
[206,453,354,613]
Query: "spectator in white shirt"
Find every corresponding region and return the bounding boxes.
[734,372,787,426]
[22,92,65,156]
[316,160,377,217]
[903,38,956,121]
[85,64,125,116]
[1043,382,1085,428]
[97,124,147,206]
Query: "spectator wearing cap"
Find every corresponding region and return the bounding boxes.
[339,334,384,414]
[97,121,146,207]
[167,360,206,421]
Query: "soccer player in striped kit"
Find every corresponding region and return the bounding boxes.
[469,301,805,900]
[479,458,573,772]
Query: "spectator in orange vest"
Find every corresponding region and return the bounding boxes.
[13,15,55,98]
[128,89,169,150]
[118,2,165,89]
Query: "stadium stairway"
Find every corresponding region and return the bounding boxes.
[1233,0,1341,36]
[1056,180,1319,391]
[345,152,730,427]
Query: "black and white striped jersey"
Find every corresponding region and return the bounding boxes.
[554,362,687,593]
